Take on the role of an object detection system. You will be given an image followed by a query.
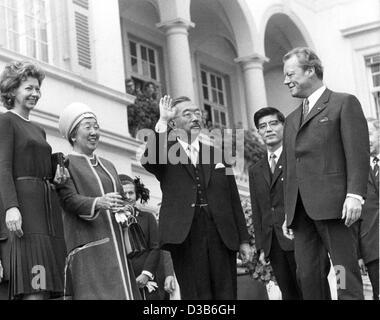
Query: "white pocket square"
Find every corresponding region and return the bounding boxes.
[215,163,226,169]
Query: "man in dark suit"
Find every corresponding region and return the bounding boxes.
[141,95,251,299]
[281,47,370,300]
[357,118,379,300]
[249,107,302,300]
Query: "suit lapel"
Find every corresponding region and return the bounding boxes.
[201,143,212,187]
[290,104,303,131]
[174,140,196,181]
[261,156,271,187]
[299,89,331,130]
[270,153,283,189]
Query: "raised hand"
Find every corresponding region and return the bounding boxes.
[158,95,176,122]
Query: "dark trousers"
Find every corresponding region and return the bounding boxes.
[268,232,302,300]
[293,196,363,300]
[0,281,8,300]
[169,207,236,300]
[366,259,379,300]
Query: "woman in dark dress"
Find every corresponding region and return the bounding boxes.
[0,61,67,299]
[56,103,141,300]
[119,175,161,300]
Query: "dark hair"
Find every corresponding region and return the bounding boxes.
[283,47,324,80]
[68,122,81,147]
[254,107,285,129]
[0,60,45,110]
[119,174,150,204]
[143,81,156,91]
[172,96,191,108]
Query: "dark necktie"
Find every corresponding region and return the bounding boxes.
[269,153,277,174]
[302,98,310,123]
[373,157,379,177]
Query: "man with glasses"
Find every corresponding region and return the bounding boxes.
[282,47,369,300]
[141,95,251,300]
[249,107,302,300]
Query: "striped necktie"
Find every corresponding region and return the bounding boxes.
[302,98,310,123]
[269,153,277,174]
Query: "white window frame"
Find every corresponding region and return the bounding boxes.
[366,54,380,119]
[129,38,160,82]
[200,68,229,128]
[0,0,52,62]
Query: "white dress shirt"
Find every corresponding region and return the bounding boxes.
[155,119,200,166]
[267,146,283,167]
[178,137,200,166]
[304,85,327,115]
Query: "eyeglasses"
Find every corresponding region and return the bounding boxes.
[181,110,203,119]
[258,120,281,132]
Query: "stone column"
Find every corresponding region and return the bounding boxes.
[235,54,269,129]
[157,18,195,100]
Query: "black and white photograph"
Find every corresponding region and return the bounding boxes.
[0,0,378,310]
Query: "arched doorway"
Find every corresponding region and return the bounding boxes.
[189,0,260,129]
[264,13,310,116]
[119,0,165,97]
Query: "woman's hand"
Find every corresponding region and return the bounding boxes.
[95,192,124,211]
[5,207,23,237]
[136,273,149,289]
[114,203,135,225]
[53,165,70,185]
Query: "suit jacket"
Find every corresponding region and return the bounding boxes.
[283,89,370,226]
[358,169,379,264]
[161,250,174,277]
[142,132,249,251]
[130,208,160,278]
[249,153,294,258]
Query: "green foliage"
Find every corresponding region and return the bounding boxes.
[243,129,266,170]
[241,198,277,285]
[127,94,160,137]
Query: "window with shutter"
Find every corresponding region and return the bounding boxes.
[123,34,163,97]
[72,0,92,69]
[0,0,50,62]
[200,68,230,129]
[365,53,380,119]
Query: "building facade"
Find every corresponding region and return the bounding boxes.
[1,0,379,211]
